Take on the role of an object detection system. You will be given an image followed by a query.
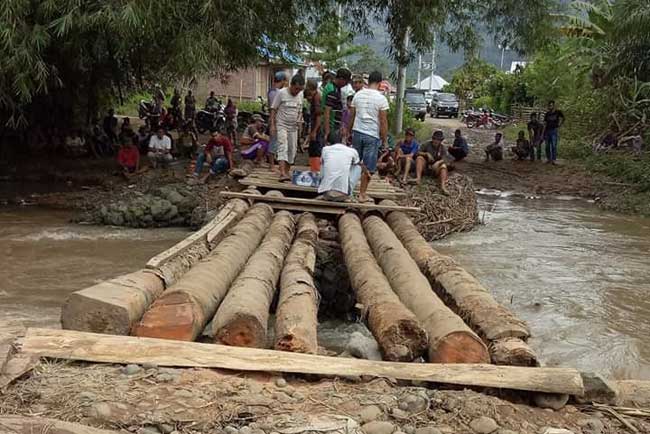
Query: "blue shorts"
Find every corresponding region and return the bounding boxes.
[352,131,380,173]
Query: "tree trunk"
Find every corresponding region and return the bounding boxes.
[489,338,538,367]
[384,210,531,342]
[338,213,427,361]
[363,215,489,363]
[274,213,319,354]
[394,30,410,134]
[61,270,164,335]
[133,204,274,341]
[212,211,296,348]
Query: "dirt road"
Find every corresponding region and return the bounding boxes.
[424,117,613,200]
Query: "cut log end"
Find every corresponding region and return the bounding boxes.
[380,319,429,362]
[275,334,317,354]
[132,292,204,341]
[214,316,267,348]
[489,337,539,367]
[429,332,491,364]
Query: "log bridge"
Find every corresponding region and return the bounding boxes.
[55,171,564,395]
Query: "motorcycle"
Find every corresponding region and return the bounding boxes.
[195,104,226,134]
[464,109,496,129]
[138,99,162,129]
[237,96,271,133]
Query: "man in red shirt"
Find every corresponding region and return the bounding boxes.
[193,129,235,183]
[117,137,140,179]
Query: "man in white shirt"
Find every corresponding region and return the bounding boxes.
[147,127,173,168]
[318,143,361,202]
[348,71,389,203]
[270,74,305,182]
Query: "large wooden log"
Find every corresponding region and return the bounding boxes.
[61,270,164,335]
[384,209,531,343]
[338,213,428,361]
[0,416,121,434]
[212,211,296,347]
[489,337,538,367]
[20,328,586,395]
[149,199,250,285]
[132,204,274,341]
[363,215,489,364]
[274,213,320,354]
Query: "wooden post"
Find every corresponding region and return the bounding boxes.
[274,213,320,354]
[339,213,428,361]
[363,215,490,364]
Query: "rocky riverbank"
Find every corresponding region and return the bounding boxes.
[2,360,646,434]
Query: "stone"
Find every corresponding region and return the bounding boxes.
[160,424,175,434]
[85,402,113,421]
[405,394,428,413]
[391,408,408,419]
[533,393,570,410]
[275,377,288,388]
[398,401,409,411]
[577,372,618,404]
[361,421,396,434]
[403,425,415,434]
[138,427,161,434]
[239,426,253,434]
[78,391,97,402]
[577,418,604,434]
[359,405,384,423]
[224,426,239,434]
[497,431,519,434]
[156,373,176,383]
[346,331,383,361]
[292,392,305,401]
[143,362,158,370]
[415,427,442,434]
[469,416,499,434]
[123,364,142,375]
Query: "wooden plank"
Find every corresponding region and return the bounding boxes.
[21,328,585,396]
[220,192,419,213]
[0,416,123,434]
[239,180,406,199]
[268,203,345,215]
[146,199,248,269]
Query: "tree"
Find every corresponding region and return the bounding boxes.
[0,0,318,129]
[349,50,392,77]
[446,59,498,106]
[338,0,559,132]
[304,15,370,70]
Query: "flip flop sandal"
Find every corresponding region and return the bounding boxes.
[279,176,291,183]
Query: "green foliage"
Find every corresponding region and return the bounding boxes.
[349,50,392,77]
[304,16,371,69]
[237,100,263,113]
[445,59,498,105]
[387,100,420,135]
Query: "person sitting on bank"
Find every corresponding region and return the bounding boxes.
[64,130,87,157]
[318,142,362,202]
[377,143,395,177]
[193,129,234,183]
[485,132,504,162]
[512,130,532,160]
[448,129,469,161]
[415,130,450,195]
[147,127,173,168]
[176,121,198,159]
[395,128,420,183]
[117,136,140,178]
[240,114,269,164]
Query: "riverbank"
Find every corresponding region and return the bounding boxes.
[4,358,647,434]
[420,117,650,217]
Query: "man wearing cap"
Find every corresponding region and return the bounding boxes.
[351,75,365,93]
[240,114,269,164]
[395,127,420,183]
[323,68,352,145]
[348,70,389,203]
[415,130,450,194]
[270,74,305,182]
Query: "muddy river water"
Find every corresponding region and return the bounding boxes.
[1,196,650,380]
